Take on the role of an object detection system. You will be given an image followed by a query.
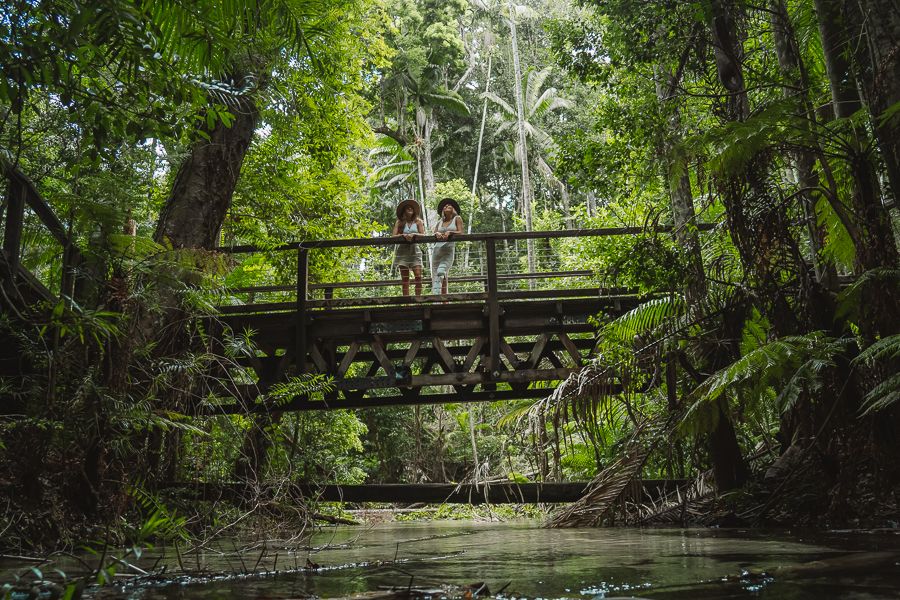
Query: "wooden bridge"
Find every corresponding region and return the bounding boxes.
[208,228,682,414]
[0,160,708,413]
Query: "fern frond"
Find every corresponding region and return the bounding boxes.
[852,333,900,365]
[497,400,535,428]
[600,296,686,347]
[683,332,850,431]
[837,268,900,322]
[859,374,900,416]
[267,373,332,405]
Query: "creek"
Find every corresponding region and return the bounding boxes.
[8,521,900,599]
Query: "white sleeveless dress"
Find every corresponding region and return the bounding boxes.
[431,219,458,293]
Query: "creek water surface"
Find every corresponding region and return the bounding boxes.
[35,521,900,599]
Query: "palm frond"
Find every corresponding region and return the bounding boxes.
[483,91,517,119]
[525,67,553,111]
[853,334,900,364]
[530,89,572,119]
[267,373,332,405]
[421,89,470,116]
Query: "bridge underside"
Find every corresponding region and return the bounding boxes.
[207,291,639,413]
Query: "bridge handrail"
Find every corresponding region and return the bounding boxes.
[214,223,717,254]
[1,157,83,298]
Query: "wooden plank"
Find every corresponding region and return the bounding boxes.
[212,366,576,405]
[228,270,593,294]
[337,341,360,377]
[462,337,485,372]
[306,292,489,309]
[558,332,583,367]
[526,333,550,369]
[203,387,560,414]
[497,288,600,301]
[403,339,422,366]
[546,350,564,369]
[309,342,328,373]
[243,338,588,366]
[431,337,457,373]
[499,340,520,368]
[1,161,82,263]
[232,271,606,295]
[2,178,25,269]
[370,335,394,376]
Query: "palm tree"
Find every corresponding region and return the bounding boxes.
[484,66,574,238]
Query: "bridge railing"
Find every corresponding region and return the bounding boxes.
[1,159,82,300]
[215,226,712,311]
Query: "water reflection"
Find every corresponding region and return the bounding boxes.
[6,521,900,599]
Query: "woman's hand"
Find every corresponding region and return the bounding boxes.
[403,233,414,241]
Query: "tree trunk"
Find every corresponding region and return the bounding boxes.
[153,88,261,483]
[654,67,707,312]
[814,0,898,273]
[813,0,862,119]
[815,0,899,337]
[847,0,900,200]
[710,0,802,336]
[507,0,536,276]
[420,108,436,196]
[470,53,493,223]
[655,61,747,491]
[559,182,572,230]
[769,0,834,287]
[155,94,258,249]
[234,412,283,482]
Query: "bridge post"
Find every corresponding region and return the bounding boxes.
[295,246,309,373]
[486,239,500,376]
[2,179,26,271]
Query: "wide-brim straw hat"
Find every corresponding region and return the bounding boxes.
[437,197,461,216]
[396,199,421,220]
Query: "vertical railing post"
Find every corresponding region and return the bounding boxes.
[486,239,500,377]
[296,246,309,374]
[3,179,26,271]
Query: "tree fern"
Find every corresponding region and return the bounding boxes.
[681,332,850,433]
[852,334,900,415]
[836,268,900,322]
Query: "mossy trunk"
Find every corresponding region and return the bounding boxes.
[155,94,258,249]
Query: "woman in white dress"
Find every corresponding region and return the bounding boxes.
[430,197,464,295]
[391,199,424,296]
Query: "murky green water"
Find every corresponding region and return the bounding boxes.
[7,522,900,599]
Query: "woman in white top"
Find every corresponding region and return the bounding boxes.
[431,197,464,295]
[391,199,425,296]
